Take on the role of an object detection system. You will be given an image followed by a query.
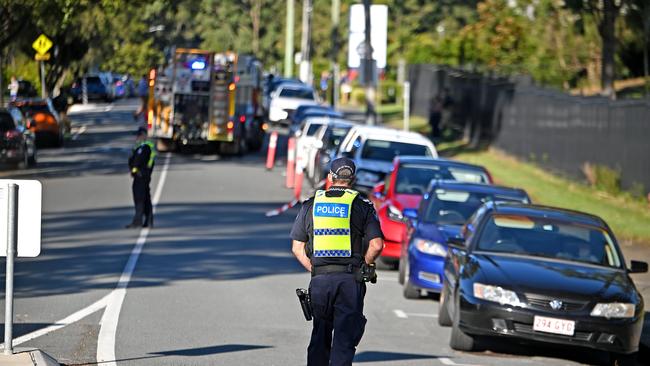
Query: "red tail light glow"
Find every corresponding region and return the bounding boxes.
[227,121,234,130]
[239,115,246,123]
[5,130,21,139]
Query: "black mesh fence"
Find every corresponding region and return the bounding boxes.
[408,64,650,193]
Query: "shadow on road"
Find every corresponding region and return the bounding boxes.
[0,202,302,299]
[353,350,438,362]
[64,343,271,366]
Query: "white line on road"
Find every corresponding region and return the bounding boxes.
[96,153,171,365]
[103,104,114,112]
[71,125,87,140]
[393,309,438,319]
[439,357,482,366]
[393,309,408,318]
[0,153,172,356]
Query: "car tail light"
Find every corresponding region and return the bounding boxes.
[228,83,236,91]
[34,113,46,123]
[227,121,234,130]
[5,130,21,139]
[239,115,246,123]
[262,123,269,131]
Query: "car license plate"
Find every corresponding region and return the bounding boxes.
[533,316,575,336]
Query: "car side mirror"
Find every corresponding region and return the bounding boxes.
[629,260,648,274]
[372,182,385,199]
[447,237,466,250]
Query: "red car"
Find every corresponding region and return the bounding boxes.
[370,156,492,266]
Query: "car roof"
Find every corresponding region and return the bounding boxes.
[278,83,313,91]
[486,202,606,227]
[430,180,527,197]
[397,156,487,171]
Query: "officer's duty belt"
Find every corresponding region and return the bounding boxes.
[311,264,358,277]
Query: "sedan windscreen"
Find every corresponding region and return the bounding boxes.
[306,123,324,136]
[395,164,489,194]
[19,104,50,114]
[280,88,314,100]
[476,214,622,268]
[361,140,431,162]
[325,127,351,149]
[422,191,528,225]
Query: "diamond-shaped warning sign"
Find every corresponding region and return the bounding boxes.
[32,34,53,56]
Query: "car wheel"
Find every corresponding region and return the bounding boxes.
[438,281,452,326]
[398,257,406,285]
[450,297,475,351]
[402,261,420,299]
[609,353,636,366]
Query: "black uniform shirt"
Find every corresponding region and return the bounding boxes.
[290,187,384,267]
[128,143,153,179]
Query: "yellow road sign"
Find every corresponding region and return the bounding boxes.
[32,34,53,55]
[34,53,50,61]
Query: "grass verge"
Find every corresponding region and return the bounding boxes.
[442,144,650,245]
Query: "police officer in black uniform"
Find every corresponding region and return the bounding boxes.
[291,157,384,366]
[126,127,156,228]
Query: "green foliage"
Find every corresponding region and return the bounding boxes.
[593,164,622,195]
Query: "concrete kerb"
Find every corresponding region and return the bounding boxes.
[0,348,59,366]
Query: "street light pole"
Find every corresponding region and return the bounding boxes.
[363,0,375,125]
[299,0,313,85]
[284,0,295,78]
[330,0,340,108]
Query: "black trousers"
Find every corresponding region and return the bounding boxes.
[308,272,367,366]
[131,176,152,225]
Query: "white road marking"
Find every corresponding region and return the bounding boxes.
[96,153,171,365]
[393,309,438,319]
[0,293,110,349]
[103,105,114,112]
[0,154,172,357]
[439,357,482,366]
[71,125,87,140]
[377,276,398,282]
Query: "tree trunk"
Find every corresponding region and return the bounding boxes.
[600,0,618,98]
[250,0,261,54]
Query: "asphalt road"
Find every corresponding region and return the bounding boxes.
[0,99,647,366]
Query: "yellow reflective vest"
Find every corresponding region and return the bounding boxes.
[312,189,358,257]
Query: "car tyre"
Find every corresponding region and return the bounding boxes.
[398,257,406,285]
[450,299,475,351]
[438,281,452,326]
[402,260,420,299]
[609,352,636,366]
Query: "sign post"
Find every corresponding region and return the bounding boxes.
[0,180,42,355]
[32,34,53,99]
[403,81,410,132]
[3,184,18,355]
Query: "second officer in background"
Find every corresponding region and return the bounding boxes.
[126,127,156,228]
[291,157,384,366]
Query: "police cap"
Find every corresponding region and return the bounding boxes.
[330,157,356,179]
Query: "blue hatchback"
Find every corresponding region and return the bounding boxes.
[399,180,530,298]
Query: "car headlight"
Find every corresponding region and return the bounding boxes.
[413,238,447,257]
[590,303,635,319]
[473,283,525,307]
[356,170,380,184]
[387,204,404,222]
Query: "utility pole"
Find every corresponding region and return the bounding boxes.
[363,0,376,125]
[299,0,313,85]
[284,0,295,78]
[330,0,340,108]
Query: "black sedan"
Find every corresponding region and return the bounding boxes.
[0,107,36,168]
[439,202,647,364]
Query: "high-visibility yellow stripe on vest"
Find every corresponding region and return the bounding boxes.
[312,189,358,257]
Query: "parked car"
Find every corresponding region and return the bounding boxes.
[0,107,36,168]
[399,180,529,298]
[268,83,319,124]
[11,98,64,147]
[439,201,646,365]
[371,157,494,265]
[289,105,343,128]
[298,118,355,186]
[336,126,437,191]
[70,74,114,102]
[112,74,126,98]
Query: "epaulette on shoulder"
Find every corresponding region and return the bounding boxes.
[359,196,373,206]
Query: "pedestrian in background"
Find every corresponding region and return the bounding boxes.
[8,76,19,102]
[126,127,156,228]
[134,75,148,122]
[428,95,443,140]
[291,157,384,366]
